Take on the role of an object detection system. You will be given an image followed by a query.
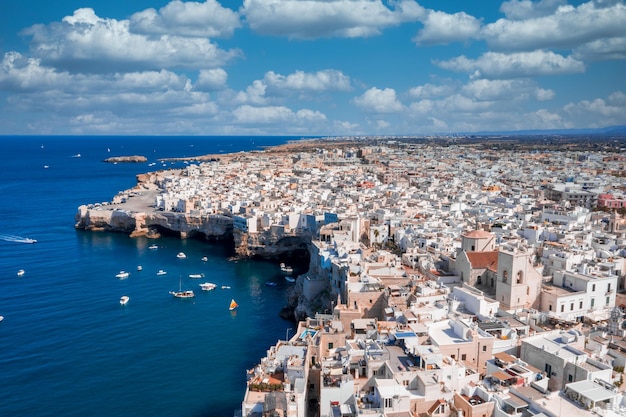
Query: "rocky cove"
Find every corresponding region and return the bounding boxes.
[74,168,321,322]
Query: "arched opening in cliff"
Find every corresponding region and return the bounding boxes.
[273,236,310,273]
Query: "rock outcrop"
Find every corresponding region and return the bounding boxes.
[104,156,147,163]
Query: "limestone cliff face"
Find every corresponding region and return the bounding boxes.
[75,206,232,238]
[233,229,310,258]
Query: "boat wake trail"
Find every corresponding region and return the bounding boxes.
[0,234,37,243]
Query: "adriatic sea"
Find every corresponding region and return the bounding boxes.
[0,136,307,417]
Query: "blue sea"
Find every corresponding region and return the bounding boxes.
[0,136,307,417]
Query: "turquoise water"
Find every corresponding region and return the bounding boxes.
[0,136,307,417]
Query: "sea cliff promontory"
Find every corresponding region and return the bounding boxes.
[103,155,148,163]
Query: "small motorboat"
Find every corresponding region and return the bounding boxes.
[188,273,204,279]
[221,285,231,290]
[17,269,25,277]
[199,282,217,291]
[120,296,129,305]
[177,252,187,259]
[148,244,158,250]
[265,281,278,287]
[280,263,294,275]
[285,276,296,283]
[156,270,167,276]
[0,316,4,323]
[201,256,208,262]
[137,265,143,271]
[115,270,130,279]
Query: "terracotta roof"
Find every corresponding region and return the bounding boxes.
[462,230,494,239]
[427,398,446,415]
[466,251,499,272]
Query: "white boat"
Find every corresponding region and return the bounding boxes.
[265,281,278,287]
[115,270,130,279]
[156,269,167,276]
[137,265,143,271]
[188,273,204,279]
[17,269,25,277]
[177,252,187,259]
[148,244,158,250]
[23,238,37,244]
[201,256,208,262]
[280,263,294,275]
[0,316,3,322]
[120,296,129,305]
[170,277,194,298]
[199,282,217,291]
[229,299,238,311]
[285,276,296,283]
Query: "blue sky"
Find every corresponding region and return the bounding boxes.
[0,0,625,136]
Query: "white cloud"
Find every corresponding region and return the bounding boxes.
[129,0,241,38]
[573,36,626,60]
[353,87,404,113]
[23,8,242,73]
[241,0,425,39]
[408,82,455,99]
[483,1,626,51]
[232,104,325,123]
[235,80,268,105]
[461,79,554,102]
[413,10,481,45]
[435,50,585,78]
[499,0,566,20]
[196,68,228,91]
[264,69,351,92]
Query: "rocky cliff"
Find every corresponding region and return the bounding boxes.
[75,206,233,239]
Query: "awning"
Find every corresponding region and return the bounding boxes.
[492,371,515,381]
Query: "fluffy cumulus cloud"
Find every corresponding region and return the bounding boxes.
[435,50,585,78]
[499,0,567,20]
[196,68,228,91]
[413,10,482,45]
[232,104,326,123]
[408,83,456,99]
[482,1,626,52]
[263,69,351,93]
[563,90,626,127]
[353,87,404,113]
[461,79,554,102]
[241,0,425,39]
[129,0,241,38]
[23,8,241,73]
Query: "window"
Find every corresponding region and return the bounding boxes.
[549,304,552,311]
[571,303,574,311]
[591,298,595,308]
[328,342,334,349]
[461,354,467,361]
[606,296,610,306]
[545,363,552,375]
[561,304,564,312]
[608,283,612,292]
[503,270,508,283]
[592,284,596,291]
[580,301,583,309]
[384,398,392,408]
[568,374,573,382]
[482,345,487,352]
[517,271,523,284]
